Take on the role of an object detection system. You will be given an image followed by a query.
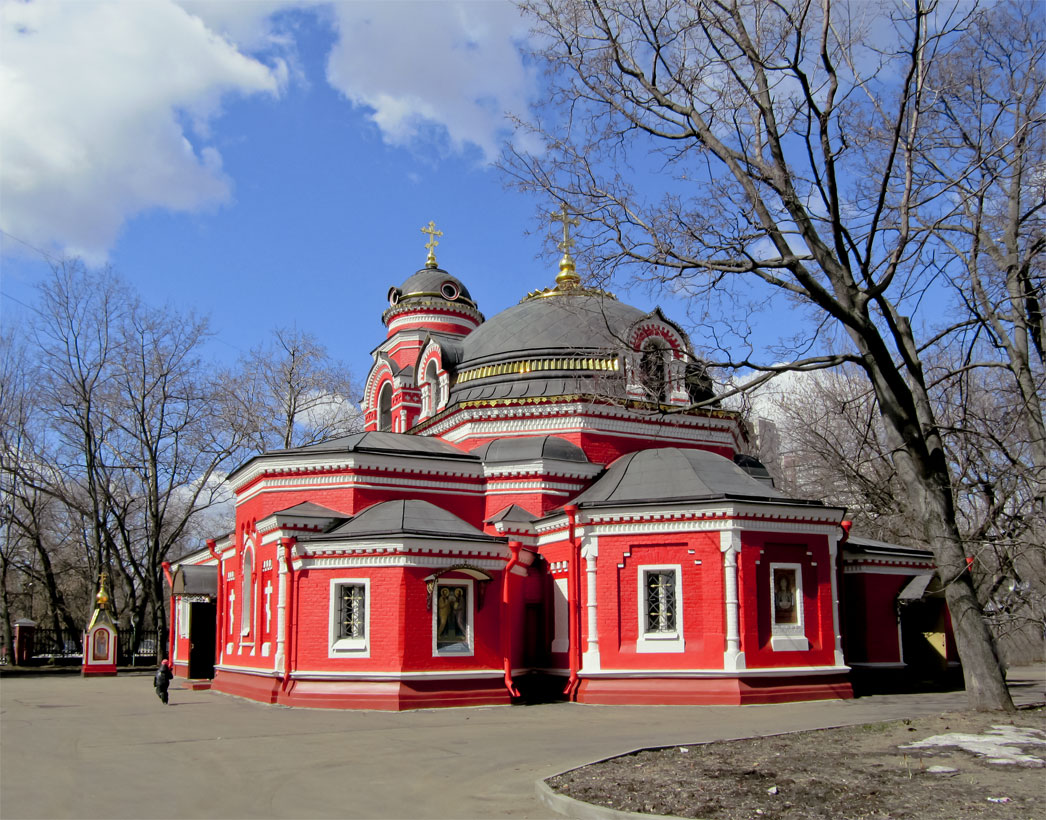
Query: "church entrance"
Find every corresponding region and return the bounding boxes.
[187,601,216,679]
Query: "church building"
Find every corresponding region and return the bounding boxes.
[165,216,946,709]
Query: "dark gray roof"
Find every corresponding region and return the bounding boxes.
[572,447,793,507]
[317,499,500,541]
[172,565,217,597]
[271,431,474,459]
[456,291,646,366]
[471,435,588,464]
[273,502,350,519]
[230,431,476,482]
[395,267,476,307]
[485,504,538,525]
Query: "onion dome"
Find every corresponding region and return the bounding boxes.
[382,221,484,335]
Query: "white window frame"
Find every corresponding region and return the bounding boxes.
[636,564,684,654]
[551,576,569,654]
[177,598,189,640]
[328,578,371,657]
[240,549,253,639]
[432,579,474,657]
[770,562,809,651]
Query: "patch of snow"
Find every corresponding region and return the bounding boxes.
[901,725,1046,766]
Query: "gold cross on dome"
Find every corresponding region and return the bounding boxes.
[553,203,579,254]
[421,220,443,268]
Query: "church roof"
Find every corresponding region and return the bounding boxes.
[571,447,800,507]
[471,435,588,464]
[274,502,350,519]
[485,504,538,525]
[270,431,475,460]
[458,290,645,364]
[398,267,475,304]
[448,290,649,402]
[318,499,499,541]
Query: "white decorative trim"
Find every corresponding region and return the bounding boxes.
[843,565,936,574]
[551,576,569,653]
[426,400,743,449]
[328,578,371,658]
[581,536,600,670]
[289,669,505,681]
[770,562,808,651]
[636,564,685,654]
[719,528,745,671]
[299,554,506,571]
[215,663,282,677]
[578,665,851,678]
[433,578,474,657]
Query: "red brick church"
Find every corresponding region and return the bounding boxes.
[165,218,948,709]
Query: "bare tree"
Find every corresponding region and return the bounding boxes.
[225,326,362,454]
[7,260,245,654]
[922,0,1045,511]
[506,0,1039,709]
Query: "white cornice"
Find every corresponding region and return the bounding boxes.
[432,404,742,449]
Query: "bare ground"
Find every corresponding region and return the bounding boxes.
[548,706,1045,820]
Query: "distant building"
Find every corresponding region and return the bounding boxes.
[166,223,945,709]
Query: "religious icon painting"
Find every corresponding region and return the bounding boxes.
[434,581,472,655]
[773,567,799,625]
[92,628,110,661]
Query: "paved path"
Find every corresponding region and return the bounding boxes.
[2,670,1042,819]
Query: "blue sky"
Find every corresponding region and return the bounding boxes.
[0,0,613,379]
[1,0,797,387]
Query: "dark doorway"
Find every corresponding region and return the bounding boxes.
[187,601,216,679]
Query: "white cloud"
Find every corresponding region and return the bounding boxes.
[0,0,280,261]
[325,1,536,162]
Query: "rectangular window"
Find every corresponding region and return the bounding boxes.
[636,565,684,653]
[328,579,370,657]
[645,571,677,633]
[433,580,473,656]
[770,563,808,651]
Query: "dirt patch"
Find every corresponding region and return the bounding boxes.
[548,706,1045,819]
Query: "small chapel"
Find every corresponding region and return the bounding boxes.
[165,215,951,709]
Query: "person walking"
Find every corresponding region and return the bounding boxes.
[154,659,173,704]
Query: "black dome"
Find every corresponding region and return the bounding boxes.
[390,267,475,307]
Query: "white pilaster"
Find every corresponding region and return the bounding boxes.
[274,542,289,673]
[581,536,600,670]
[720,528,745,671]
[827,534,846,666]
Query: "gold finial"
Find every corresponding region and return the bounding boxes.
[96,572,111,609]
[421,220,443,269]
[552,203,580,289]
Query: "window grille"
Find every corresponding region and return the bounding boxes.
[339,585,366,640]
[645,571,676,633]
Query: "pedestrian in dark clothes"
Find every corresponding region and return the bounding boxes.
[154,659,173,704]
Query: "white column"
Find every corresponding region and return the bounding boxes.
[581,536,600,671]
[720,528,745,671]
[274,543,289,672]
[827,534,846,667]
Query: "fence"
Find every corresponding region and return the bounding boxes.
[17,627,161,667]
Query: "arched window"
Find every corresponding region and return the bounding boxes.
[640,340,669,402]
[241,550,253,637]
[378,383,393,431]
[425,360,439,416]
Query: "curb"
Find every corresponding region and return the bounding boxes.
[536,779,687,820]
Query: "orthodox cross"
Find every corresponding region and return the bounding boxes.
[264,581,273,631]
[421,220,443,268]
[552,203,578,255]
[228,589,235,636]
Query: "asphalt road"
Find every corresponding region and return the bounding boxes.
[1,669,1042,819]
